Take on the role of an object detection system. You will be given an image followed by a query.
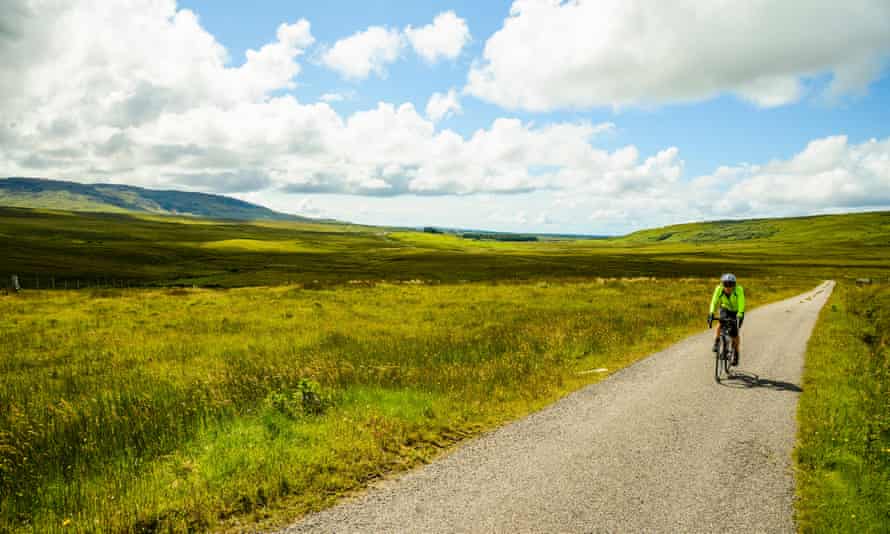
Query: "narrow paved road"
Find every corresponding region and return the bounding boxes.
[281,282,834,533]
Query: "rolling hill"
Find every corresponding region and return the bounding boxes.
[618,211,890,248]
[1,204,888,288]
[0,177,309,221]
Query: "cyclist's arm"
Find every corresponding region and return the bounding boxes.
[737,286,745,314]
[709,285,721,314]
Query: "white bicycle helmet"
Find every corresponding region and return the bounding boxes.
[721,273,737,285]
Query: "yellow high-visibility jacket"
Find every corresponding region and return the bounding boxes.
[710,285,745,314]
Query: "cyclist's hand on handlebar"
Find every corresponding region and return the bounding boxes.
[708,313,714,328]
[738,314,744,329]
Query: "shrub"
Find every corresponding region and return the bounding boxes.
[263,379,330,419]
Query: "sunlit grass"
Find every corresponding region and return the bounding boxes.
[196,239,335,253]
[0,277,812,532]
[795,282,890,533]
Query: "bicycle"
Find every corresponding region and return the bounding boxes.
[709,315,737,382]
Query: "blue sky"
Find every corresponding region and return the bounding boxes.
[4,1,890,234]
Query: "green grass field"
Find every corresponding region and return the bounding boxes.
[2,208,889,288]
[1,207,889,532]
[1,278,813,532]
[795,282,890,532]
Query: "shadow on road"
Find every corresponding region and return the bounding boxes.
[721,370,802,392]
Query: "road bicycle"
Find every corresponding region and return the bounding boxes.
[709,315,737,382]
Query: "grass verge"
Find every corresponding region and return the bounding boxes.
[795,282,890,532]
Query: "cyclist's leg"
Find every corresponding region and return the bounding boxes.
[713,323,721,351]
[731,334,740,365]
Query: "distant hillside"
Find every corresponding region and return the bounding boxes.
[0,177,309,221]
[620,211,890,247]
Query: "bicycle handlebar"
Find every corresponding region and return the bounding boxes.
[710,316,741,329]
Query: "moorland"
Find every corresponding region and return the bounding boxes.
[1,207,888,532]
[2,207,889,288]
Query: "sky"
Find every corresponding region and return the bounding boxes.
[2,1,890,235]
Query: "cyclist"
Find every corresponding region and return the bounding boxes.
[709,273,745,365]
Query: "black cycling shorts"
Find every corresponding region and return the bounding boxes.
[719,309,739,337]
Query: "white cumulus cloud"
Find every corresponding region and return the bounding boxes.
[425,89,462,122]
[723,136,890,211]
[0,0,315,131]
[405,11,471,64]
[320,91,355,103]
[320,26,404,80]
[0,2,671,199]
[466,0,890,111]
[322,11,470,80]
[574,135,890,229]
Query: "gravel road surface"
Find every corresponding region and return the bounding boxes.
[280,281,834,533]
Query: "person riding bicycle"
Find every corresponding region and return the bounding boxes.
[709,273,745,366]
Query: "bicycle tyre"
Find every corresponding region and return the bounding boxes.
[714,337,724,382]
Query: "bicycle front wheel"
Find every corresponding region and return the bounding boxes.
[723,345,734,377]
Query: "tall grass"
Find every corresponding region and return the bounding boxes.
[0,278,811,532]
[795,283,890,532]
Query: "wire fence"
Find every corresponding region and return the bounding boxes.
[2,274,151,293]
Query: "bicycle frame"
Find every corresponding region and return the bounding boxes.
[718,318,737,345]
[714,317,737,382]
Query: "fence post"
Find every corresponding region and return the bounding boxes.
[11,275,20,293]
[51,276,56,289]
